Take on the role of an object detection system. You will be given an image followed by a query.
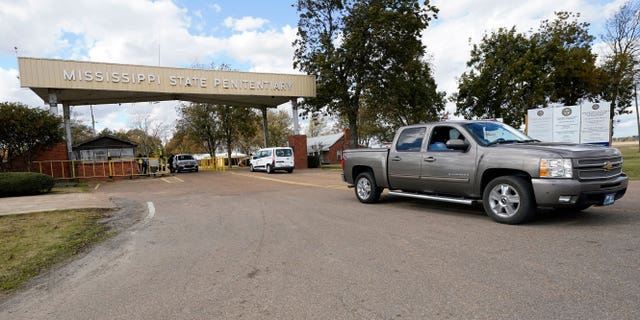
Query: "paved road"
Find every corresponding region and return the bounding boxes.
[1,170,639,319]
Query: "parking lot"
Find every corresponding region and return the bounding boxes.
[2,169,639,319]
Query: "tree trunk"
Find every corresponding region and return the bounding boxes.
[348,110,358,149]
[227,138,233,169]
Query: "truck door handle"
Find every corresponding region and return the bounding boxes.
[424,156,436,162]
[391,156,402,161]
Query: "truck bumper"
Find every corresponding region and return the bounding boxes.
[531,174,628,207]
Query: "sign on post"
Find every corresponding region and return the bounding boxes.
[526,109,553,142]
[552,106,581,143]
[580,102,611,145]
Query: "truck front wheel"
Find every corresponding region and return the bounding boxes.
[355,172,382,203]
[483,176,535,224]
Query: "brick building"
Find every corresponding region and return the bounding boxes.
[306,129,350,164]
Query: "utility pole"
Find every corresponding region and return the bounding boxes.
[90,105,96,136]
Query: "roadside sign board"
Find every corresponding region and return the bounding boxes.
[580,102,611,145]
[526,102,610,145]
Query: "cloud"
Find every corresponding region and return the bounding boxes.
[209,3,222,13]
[223,16,269,32]
[226,25,298,73]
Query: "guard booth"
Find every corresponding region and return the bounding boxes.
[74,135,136,161]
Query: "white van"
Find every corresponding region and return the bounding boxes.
[250,147,295,173]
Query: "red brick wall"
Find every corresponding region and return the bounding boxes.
[325,139,345,164]
[8,143,69,172]
[34,143,69,161]
[288,135,308,169]
[320,128,350,164]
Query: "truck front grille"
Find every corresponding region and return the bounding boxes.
[574,156,623,181]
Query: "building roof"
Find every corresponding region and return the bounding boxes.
[307,132,344,153]
[73,135,137,149]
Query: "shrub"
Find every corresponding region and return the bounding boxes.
[307,155,321,168]
[0,172,55,197]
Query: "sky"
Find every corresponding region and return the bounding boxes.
[0,0,638,139]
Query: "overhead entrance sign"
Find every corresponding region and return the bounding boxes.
[18,57,316,107]
[18,57,317,160]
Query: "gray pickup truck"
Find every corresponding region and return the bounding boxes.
[341,120,628,224]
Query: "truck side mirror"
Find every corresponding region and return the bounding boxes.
[446,139,469,151]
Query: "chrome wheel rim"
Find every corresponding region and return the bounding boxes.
[488,183,520,218]
[356,177,372,200]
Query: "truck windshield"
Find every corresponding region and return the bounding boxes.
[463,122,534,146]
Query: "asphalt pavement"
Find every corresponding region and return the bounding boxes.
[0,171,638,320]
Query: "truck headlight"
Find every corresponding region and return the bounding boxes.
[539,159,572,178]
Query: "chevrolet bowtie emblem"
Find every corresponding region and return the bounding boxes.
[603,162,613,171]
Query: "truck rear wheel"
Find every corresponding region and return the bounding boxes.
[355,172,382,203]
[483,176,535,224]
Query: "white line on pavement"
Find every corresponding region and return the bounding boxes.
[145,202,155,223]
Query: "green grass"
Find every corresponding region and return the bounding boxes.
[320,163,342,170]
[0,209,113,291]
[51,181,93,194]
[619,145,640,180]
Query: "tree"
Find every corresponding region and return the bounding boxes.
[369,59,446,136]
[217,105,260,168]
[0,102,63,171]
[128,116,169,157]
[176,103,223,163]
[454,12,604,128]
[176,103,264,167]
[454,27,537,126]
[70,119,94,144]
[533,12,599,106]
[294,0,439,148]
[165,127,207,155]
[260,109,293,148]
[306,112,328,137]
[601,0,640,143]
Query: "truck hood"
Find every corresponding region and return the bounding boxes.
[493,142,622,158]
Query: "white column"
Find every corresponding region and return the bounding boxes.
[63,104,74,160]
[291,98,300,135]
[47,90,58,115]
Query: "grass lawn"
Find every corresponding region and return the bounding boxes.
[51,181,93,194]
[0,209,113,292]
[619,145,640,180]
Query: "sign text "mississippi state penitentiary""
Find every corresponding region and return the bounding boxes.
[62,69,294,91]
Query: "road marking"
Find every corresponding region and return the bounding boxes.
[145,202,155,223]
[94,183,101,190]
[161,176,184,183]
[231,172,347,190]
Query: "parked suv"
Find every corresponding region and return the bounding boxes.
[250,147,295,173]
[171,154,199,173]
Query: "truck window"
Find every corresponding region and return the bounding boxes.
[395,127,426,152]
[428,126,466,151]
